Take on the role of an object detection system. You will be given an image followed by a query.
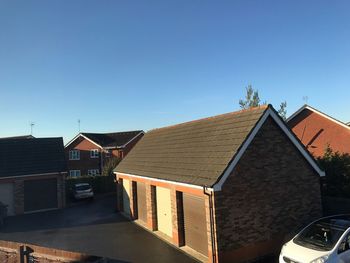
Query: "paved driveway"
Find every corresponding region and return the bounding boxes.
[0,195,197,263]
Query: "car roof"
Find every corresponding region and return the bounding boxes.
[316,215,350,230]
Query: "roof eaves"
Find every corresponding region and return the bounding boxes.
[287,104,350,131]
[65,133,103,149]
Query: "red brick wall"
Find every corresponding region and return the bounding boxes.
[65,137,102,175]
[214,117,323,262]
[288,109,350,157]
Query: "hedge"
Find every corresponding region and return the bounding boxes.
[66,175,116,197]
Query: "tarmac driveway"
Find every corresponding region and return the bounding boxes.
[0,195,197,263]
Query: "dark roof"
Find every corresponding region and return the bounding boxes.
[80,131,143,148]
[0,135,35,140]
[115,106,268,186]
[0,138,67,178]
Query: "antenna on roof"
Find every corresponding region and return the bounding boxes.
[302,96,309,104]
[30,122,35,135]
[78,119,81,133]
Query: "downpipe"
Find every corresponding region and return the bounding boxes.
[203,186,217,263]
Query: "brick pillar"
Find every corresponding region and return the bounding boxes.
[116,178,123,212]
[130,181,138,220]
[205,192,219,263]
[14,180,24,215]
[146,184,157,230]
[171,189,185,246]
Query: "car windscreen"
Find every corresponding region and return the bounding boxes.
[294,221,346,251]
[75,185,91,191]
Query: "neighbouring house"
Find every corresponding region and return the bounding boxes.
[287,104,350,158]
[0,137,66,216]
[65,131,144,177]
[114,105,324,263]
[0,135,35,140]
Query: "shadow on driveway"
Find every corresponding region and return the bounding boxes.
[0,196,197,263]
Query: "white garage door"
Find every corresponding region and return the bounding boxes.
[0,183,14,216]
[156,186,172,237]
[122,179,131,215]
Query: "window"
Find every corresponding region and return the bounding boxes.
[105,150,111,158]
[338,233,350,254]
[90,149,99,158]
[69,150,80,160]
[88,169,99,176]
[69,170,81,177]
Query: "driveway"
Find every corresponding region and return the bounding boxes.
[0,195,197,263]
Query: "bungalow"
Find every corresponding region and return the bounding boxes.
[114,105,324,263]
[287,104,350,157]
[0,137,66,216]
[65,130,144,177]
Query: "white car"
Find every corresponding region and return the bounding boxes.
[72,183,94,200]
[280,215,350,263]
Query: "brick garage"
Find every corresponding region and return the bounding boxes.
[0,137,67,216]
[114,105,324,263]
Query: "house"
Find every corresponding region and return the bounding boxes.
[0,137,66,216]
[287,104,350,158]
[114,105,324,263]
[65,131,144,177]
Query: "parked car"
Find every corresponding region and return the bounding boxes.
[280,215,350,263]
[71,183,94,200]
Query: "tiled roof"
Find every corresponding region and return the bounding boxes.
[81,130,144,148]
[0,138,67,178]
[115,106,268,186]
[0,135,35,140]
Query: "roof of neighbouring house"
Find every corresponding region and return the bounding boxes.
[65,130,144,149]
[287,104,350,131]
[0,137,67,178]
[0,135,35,140]
[115,106,272,186]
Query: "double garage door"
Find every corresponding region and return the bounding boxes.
[0,178,58,216]
[24,178,58,212]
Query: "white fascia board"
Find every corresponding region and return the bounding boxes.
[65,133,103,149]
[287,105,350,131]
[119,131,145,148]
[213,110,270,191]
[114,171,214,191]
[213,108,325,191]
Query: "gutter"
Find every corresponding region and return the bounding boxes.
[203,186,217,263]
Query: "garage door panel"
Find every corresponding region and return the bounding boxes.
[137,182,147,223]
[0,183,14,216]
[156,186,172,237]
[122,179,131,215]
[24,178,58,212]
[183,193,208,256]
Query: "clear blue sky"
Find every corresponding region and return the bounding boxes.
[1,0,349,143]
